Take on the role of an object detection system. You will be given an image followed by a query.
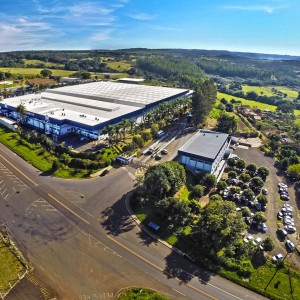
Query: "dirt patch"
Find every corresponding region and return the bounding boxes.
[238,137,262,147]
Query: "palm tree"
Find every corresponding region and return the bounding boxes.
[128,119,135,134]
[16,103,27,124]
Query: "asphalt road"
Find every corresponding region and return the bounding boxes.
[0,140,267,300]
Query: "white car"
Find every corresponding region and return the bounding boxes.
[283,216,294,225]
[283,204,293,210]
[278,183,287,188]
[285,225,296,233]
[285,240,295,252]
[272,253,283,262]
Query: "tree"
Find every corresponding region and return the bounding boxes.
[81,72,91,79]
[287,164,300,180]
[250,177,264,192]
[216,112,237,133]
[227,157,236,168]
[228,170,237,178]
[246,163,257,175]
[241,206,251,217]
[257,194,268,206]
[40,69,52,78]
[193,184,205,198]
[281,157,290,170]
[253,212,267,224]
[240,172,251,183]
[263,237,275,251]
[236,159,246,170]
[16,103,27,123]
[157,197,192,226]
[143,162,186,199]
[257,166,269,181]
[191,200,247,255]
[277,102,295,114]
[202,173,217,190]
[191,79,217,126]
[217,180,227,191]
[243,189,254,201]
[209,194,222,201]
[220,98,228,105]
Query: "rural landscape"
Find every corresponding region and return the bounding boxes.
[1,0,300,300]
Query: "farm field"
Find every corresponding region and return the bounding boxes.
[242,85,298,99]
[106,61,131,72]
[218,92,277,111]
[24,59,64,68]
[0,68,74,77]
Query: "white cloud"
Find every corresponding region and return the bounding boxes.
[90,29,113,41]
[151,25,182,32]
[224,4,286,13]
[129,13,155,20]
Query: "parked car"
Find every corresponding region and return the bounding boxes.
[155,154,162,160]
[277,212,283,220]
[283,218,294,226]
[258,223,267,232]
[278,183,287,188]
[277,228,288,237]
[262,188,268,195]
[284,225,296,233]
[161,149,168,155]
[272,253,283,262]
[285,240,295,252]
[147,148,154,155]
[280,194,290,201]
[283,204,293,210]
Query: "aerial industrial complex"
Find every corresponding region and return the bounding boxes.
[0,81,190,140]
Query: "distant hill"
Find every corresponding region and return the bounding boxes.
[117,48,300,61]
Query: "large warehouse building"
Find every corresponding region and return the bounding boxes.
[0,81,190,140]
[178,130,230,177]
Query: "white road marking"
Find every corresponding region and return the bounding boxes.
[172,289,185,296]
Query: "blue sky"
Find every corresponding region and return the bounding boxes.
[1,0,299,55]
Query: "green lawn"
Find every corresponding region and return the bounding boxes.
[242,85,298,99]
[107,61,131,72]
[23,59,64,68]
[0,237,27,293]
[0,68,74,77]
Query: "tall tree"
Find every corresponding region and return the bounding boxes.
[191,79,217,126]
[191,200,247,255]
[16,103,27,123]
[216,112,237,134]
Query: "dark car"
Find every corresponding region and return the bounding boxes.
[161,149,168,155]
[100,169,109,176]
[155,154,162,160]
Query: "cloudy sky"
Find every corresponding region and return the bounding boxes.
[1,0,299,55]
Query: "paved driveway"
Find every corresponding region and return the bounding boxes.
[235,147,300,268]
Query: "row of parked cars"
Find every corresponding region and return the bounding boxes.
[278,182,290,200]
[272,183,297,263]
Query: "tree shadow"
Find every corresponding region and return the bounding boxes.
[163,249,213,285]
[100,194,136,236]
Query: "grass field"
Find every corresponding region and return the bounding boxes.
[24,59,64,68]
[117,287,170,300]
[107,61,131,72]
[0,236,27,293]
[218,92,277,111]
[0,68,74,77]
[242,85,298,99]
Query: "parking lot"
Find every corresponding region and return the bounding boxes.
[235,147,300,267]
